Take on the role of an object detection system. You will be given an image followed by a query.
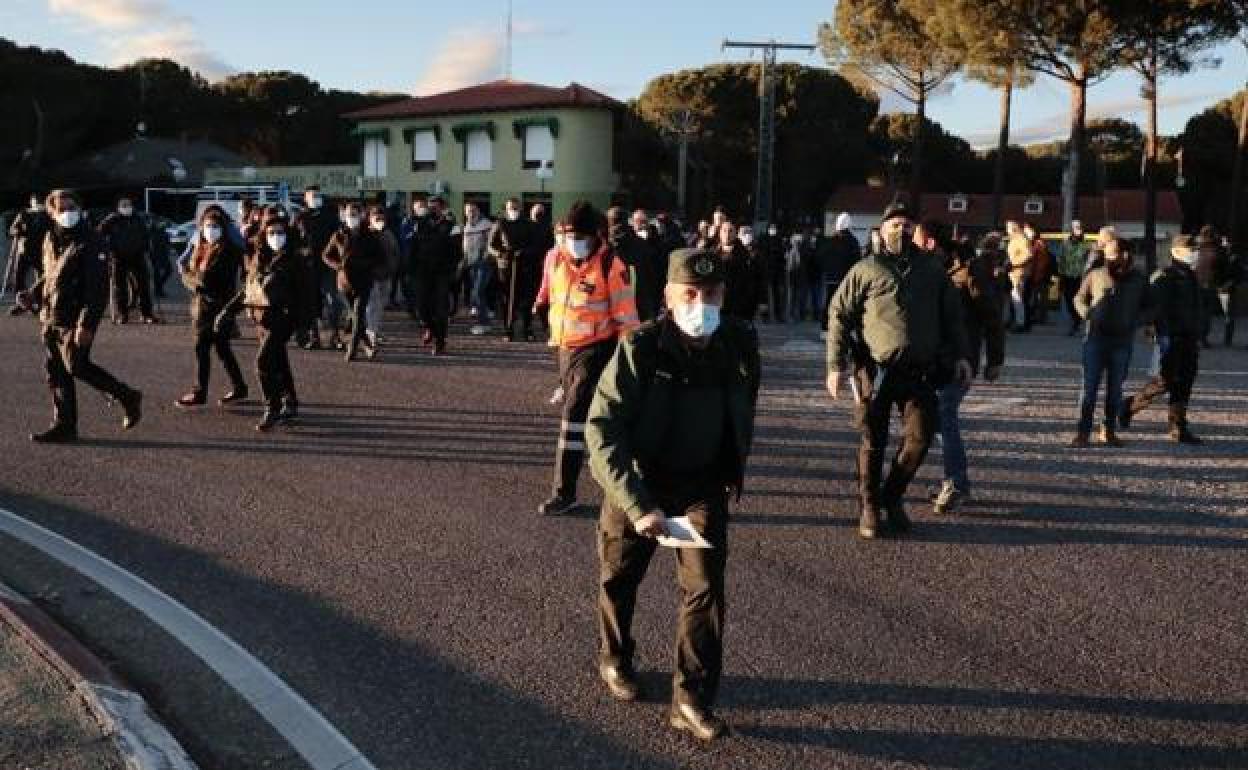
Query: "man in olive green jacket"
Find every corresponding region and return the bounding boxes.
[586,248,760,742]
[826,201,970,539]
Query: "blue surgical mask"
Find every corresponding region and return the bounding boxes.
[672,301,721,338]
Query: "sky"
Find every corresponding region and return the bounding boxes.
[3,0,1246,150]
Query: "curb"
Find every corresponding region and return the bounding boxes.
[0,578,198,770]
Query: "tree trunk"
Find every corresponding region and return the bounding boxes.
[910,85,926,215]
[1143,52,1159,275]
[991,73,1014,229]
[1230,88,1248,244]
[1062,65,1088,230]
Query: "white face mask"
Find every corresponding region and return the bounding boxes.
[414,206,428,218]
[344,213,362,229]
[1173,251,1199,267]
[672,300,721,338]
[635,228,649,239]
[567,237,592,260]
[506,209,520,221]
[267,233,287,251]
[307,195,323,209]
[740,233,754,246]
[768,227,778,237]
[203,224,224,243]
[370,219,386,231]
[55,209,81,229]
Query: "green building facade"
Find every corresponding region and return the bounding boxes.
[345,80,623,219]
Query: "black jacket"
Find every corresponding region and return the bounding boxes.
[609,224,663,322]
[410,215,459,275]
[222,247,299,329]
[488,217,537,270]
[720,240,765,321]
[294,207,339,270]
[1150,263,1204,338]
[820,230,861,284]
[946,249,1005,377]
[322,227,383,292]
[30,223,110,331]
[99,213,149,259]
[8,209,49,262]
[182,239,243,314]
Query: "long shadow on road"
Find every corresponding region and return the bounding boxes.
[0,488,678,770]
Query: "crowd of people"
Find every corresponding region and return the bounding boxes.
[3,182,1246,741]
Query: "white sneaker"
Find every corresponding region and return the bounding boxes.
[470,324,488,336]
[470,308,479,318]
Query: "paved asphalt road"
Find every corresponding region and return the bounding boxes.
[0,301,1246,770]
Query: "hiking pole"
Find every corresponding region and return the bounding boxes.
[1,236,19,303]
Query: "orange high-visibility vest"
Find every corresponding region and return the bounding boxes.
[548,244,639,349]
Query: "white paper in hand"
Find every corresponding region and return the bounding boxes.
[656,517,712,549]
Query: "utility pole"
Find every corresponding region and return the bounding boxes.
[722,39,814,230]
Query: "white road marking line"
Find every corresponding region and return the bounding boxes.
[0,507,378,770]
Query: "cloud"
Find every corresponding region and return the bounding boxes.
[964,89,1222,150]
[414,28,505,95]
[46,0,234,81]
[411,17,570,96]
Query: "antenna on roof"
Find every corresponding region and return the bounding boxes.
[504,0,514,80]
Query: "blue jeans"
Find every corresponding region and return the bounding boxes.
[470,260,492,320]
[937,381,971,492]
[1077,336,1132,433]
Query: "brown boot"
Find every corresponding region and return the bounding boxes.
[1070,432,1090,448]
[1169,405,1203,445]
[1098,426,1124,447]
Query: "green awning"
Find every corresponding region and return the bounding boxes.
[350,126,392,145]
[450,121,496,142]
[402,125,441,143]
[512,117,560,139]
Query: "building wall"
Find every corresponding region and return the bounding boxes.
[354,107,619,218]
[204,165,361,198]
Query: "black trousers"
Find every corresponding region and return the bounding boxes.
[343,278,374,356]
[256,317,296,409]
[151,250,172,298]
[598,483,728,709]
[1060,275,1082,328]
[503,266,539,336]
[766,272,787,322]
[11,250,41,292]
[552,340,616,498]
[1128,335,1200,411]
[43,326,132,430]
[415,269,451,345]
[855,369,939,509]
[191,311,244,394]
[111,253,153,319]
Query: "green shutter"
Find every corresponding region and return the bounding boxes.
[450,121,496,142]
[511,117,560,139]
[402,125,442,143]
[350,126,392,145]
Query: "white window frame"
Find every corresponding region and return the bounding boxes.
[363,138,387,178]
[1024,198,1044,215]
[522,124,554,170]
[464,129,493,172]
[411,130,437,171]
[948,195,968,213]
